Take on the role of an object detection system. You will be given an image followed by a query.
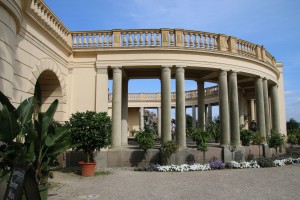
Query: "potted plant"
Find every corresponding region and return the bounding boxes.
[66,111,111,176]
[0,91,74,199]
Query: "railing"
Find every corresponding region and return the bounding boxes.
[108,86,218,102]
[29,0,70,43]
[29,1,276,67]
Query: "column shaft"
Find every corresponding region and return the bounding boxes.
[238,89,244,126]
[197,81,205,129]
[263,79,270,136]
[112,67,122,148]
[250,99,255,121]
[256,77,266,138]
[219,70,230,145]
[121,79,128,146]
[161,66,172,143]
[139,107,144,130]
[192,105,196,127]
[207,104,212,123]
[157,107,161,138]
[229,71,240,146]
[176,66,186,147]
[271,85,281,132]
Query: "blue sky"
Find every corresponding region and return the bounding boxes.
[45,0,300,122]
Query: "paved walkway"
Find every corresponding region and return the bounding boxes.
[48,165,300,200]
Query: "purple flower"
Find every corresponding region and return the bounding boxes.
[209,161,225,169]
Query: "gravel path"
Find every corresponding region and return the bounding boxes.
[48,165,300,200]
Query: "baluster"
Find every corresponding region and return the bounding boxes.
[88,34,92,47]
[195,34,199,48]
[145,32,149,46]
[170,32,174,46]
[103,33,107,47]
[156,32,160,46]
[236,41,240,52]
[204,35,208,48]
[78,34,82,47]
[99,33,103,47]
[128,32,132,46]
[82,34,87,47]
[214,35,218,50]
[209,35,213,49]
[93,33,97,47]
[200,34,204,48]
[108,33,113,47]
[134,32,138,46]
[139,32,143,46]
[72,34,77,48]
[150,32,155,46]
[184,32,188,47]
[122,33,127,46]
[189,33,194,47]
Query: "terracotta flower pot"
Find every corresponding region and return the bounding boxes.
[79,161,96,176]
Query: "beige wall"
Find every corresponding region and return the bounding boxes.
[128,107,140,133]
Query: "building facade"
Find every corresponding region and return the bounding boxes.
[0,0,286,165]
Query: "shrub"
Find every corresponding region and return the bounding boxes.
[256,157,275,168]
[240,128,254,146]
[268,130,285,153]
[288,134,298,146]
[66,111,111,163]
[161,140,178,164]
[135,129,156,152]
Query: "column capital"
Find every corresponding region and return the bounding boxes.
[96,68,108,74]
[112,66,122,73]
[161,65,172,68]
[161,66,171,73]
[230,70,239,74]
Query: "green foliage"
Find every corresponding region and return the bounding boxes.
[268,130,285,153]
[188,128,210,152]
[252,133,265,145]
[135,129,156,152]
[256,157,275,168]
[66,111,111,163]
[161,140,178,163]
[240,126,254,146]
[286,118,299,131]
[0,91,73,185]
[186,114,193,129]
[205,117,220,143]
[287,128,300,145]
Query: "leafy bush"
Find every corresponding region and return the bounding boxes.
[240,128,254,146]
[66,111,111,163]
[268,130,285,153]
[135,129,156,152]
[256,157,275,168]
[287,128,300,145]
[161,140,178,164]
[288,134,298,146]
[252,133,265,145]
[205,117,220,143]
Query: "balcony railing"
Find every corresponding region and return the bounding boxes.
[108,86,219,102]
[29,0,276,68]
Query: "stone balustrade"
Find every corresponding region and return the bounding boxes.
[29,0,70,43]
[108,86,218,102]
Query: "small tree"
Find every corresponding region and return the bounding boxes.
[161,141,178,165]
[135,128,156,152]
[286,118,299,131]
[268,130,285,156]
[188,128,210,164]
[252,133,265,157]
[66,111,111,163]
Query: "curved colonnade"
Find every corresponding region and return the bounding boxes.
[0,0,286,165]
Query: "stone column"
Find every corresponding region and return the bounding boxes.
[263,78,270,136]
[238,89,245,126]
[95,65,108,112]
[112,66,122,148]
[219,70,230,146]
[271,84,281,132]
[197,81,205,129]
[207,104,212,123]
[229,71,240,146]
[250,99,255,121]
[121,78,128,146]
[139,107,144,130]
[157,107,162,138]
[176,66,186,148]
[192,105,196,127]
[256,77,266,139]
[161,66,172,143]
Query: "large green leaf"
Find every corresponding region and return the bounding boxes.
[45,126,68,147]
[45,99,58,121]
[0,91,15,112]
[0,106,20,142]
[15,96,34,125]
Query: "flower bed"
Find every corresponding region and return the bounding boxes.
[135,157,300,172]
